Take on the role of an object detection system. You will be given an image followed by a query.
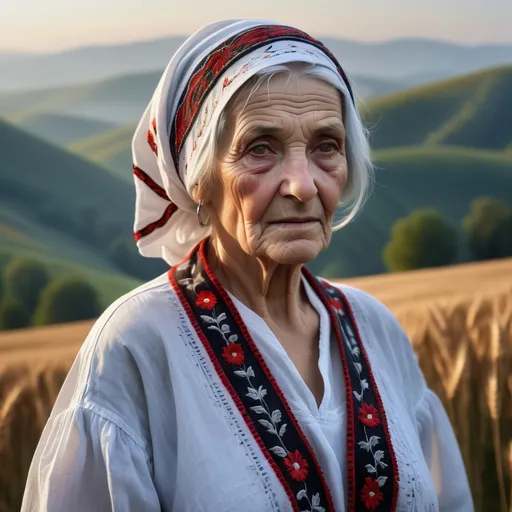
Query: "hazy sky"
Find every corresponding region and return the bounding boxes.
[2,0,511,53]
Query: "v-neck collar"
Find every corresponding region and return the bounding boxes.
[226,275,336,417]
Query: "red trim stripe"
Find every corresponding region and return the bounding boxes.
[133,165,170,201]
[134,202,178,241]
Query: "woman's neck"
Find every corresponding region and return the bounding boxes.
[207,236,310,329]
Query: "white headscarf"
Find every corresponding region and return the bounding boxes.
[132,19,354,265]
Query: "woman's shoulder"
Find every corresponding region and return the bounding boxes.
[62,273,181,420]
[92,272,177,334]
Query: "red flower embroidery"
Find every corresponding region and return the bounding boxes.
[151,117,157,135]
[330,297,344,311]
[221,343,244,365]
[284,450,308,482]
[222,77,230,88]
[360,477,383,510]
[359,403,380,428]
[195,291,217,310]
[147,130,158,155]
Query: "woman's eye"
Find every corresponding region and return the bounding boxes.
[316,142,338,153]
[249,144,271,156]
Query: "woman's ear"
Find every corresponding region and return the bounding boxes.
[191,183,202,204]
[192,174,214,204]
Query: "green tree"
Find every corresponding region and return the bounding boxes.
[4,258,50,311]
[383,209,458,272]
[462,197,512,261]
[34,277,101,325]
[0,297,31,330]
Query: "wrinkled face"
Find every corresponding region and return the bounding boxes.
[207,71,348,265]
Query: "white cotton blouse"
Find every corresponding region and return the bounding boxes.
[21,273,474,512]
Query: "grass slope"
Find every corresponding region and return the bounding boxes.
[69,124,136,181]
[362,65,512,151]
[308,146,512,277]
[0,119,140,303]
[17,112,117,146]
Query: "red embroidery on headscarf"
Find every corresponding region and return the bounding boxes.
[152,117,157,135]
[147,129,158,155]
[133,165,170,201]
[134,202,178,241]
[171,25,354,160]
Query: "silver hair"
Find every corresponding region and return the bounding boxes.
[189,61,374,231]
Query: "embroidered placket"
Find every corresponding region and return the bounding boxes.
[304,271,399,511]
[169,238,398,511]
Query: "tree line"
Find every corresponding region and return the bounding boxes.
[383,196,512,271]
[0,259,101,331]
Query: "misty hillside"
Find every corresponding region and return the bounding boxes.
[17,113,117,146]
[1,35,511,92]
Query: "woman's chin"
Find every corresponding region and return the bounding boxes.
[264,238,326,265]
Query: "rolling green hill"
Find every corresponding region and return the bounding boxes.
[361,65,512,151]
[17,112,117,146]
[308,146,512,277]
[69,124,136,181]
[0,118,141,306]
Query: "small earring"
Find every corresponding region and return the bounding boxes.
[196,199,210,227]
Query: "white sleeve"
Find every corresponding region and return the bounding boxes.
[21,405,161,512]
[415,389,474,512]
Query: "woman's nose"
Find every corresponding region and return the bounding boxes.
[279,153,318,203]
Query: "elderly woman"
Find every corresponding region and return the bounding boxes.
[22,19,473,512]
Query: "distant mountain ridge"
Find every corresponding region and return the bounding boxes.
[0,69,409,128]
[1,35,511,92]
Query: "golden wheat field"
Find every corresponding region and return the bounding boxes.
[1,258,512,512]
